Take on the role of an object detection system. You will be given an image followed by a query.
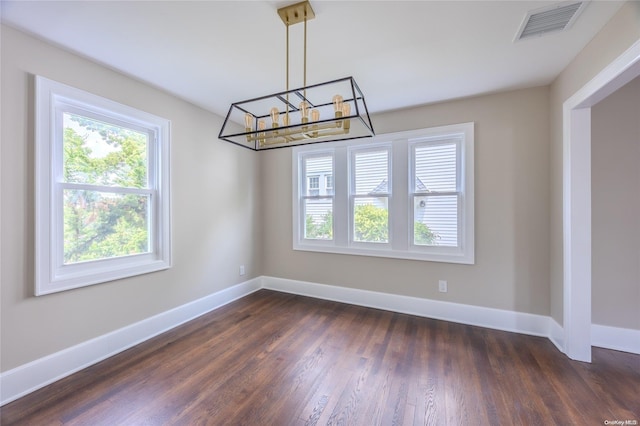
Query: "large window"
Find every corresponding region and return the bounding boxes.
[293,123,474,264]
[35,76,171,295]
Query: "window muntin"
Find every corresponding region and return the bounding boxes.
[293,123,474,264]
[35,76,171,295]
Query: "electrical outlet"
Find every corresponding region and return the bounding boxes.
[438,280,448,293]
[239,265,245,276]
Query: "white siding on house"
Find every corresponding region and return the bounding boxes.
[414,141,457,192]
[353,149,389,195]
[305,200,332,224]
[414,195,458,246]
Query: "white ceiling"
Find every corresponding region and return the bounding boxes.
[1,1,625,117]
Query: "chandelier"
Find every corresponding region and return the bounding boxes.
[218,1,375,150]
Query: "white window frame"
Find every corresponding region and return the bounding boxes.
[296,150,335,246]
[35,76,172,295]
[292,122,474,264]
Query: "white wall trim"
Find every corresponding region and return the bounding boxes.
[562,105,593,362]
[262,276,551,338]
[0,277,262,406]
[548,318,565,354]
[546,320,640,356]
[562,39,640,363]
[592,324,640,355]
[4,276,638,406]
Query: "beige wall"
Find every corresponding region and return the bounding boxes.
[591,76,640,330]
[549,1,640,325]
[0,25,262,371]
[262,87,551,315]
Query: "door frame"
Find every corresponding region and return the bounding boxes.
[562,40,640,362]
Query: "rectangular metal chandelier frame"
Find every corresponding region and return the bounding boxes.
[218,76,375,151]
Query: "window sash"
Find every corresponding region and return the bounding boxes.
[54,102,160,267]
[410,138,462,249]
[348,146,391,247]
[302,197,334,241]
[411,193,461,248]
[59,108,153,189]
[299,151,335,242]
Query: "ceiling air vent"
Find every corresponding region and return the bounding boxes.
[515,2,587,41]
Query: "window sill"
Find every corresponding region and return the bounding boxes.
[292,243,474,265]
[36,256,171,296]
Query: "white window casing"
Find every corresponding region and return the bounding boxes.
[35,76,172,295]
[293,122,474,264]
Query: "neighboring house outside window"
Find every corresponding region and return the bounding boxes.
[325,174,334,194]
[293,122,474,264]
[35,76,171,295]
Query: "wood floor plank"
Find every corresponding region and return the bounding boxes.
[2,290,638,425]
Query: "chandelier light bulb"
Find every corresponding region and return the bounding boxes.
[244,113,253,130]
[270,107,280,127]
[311,109,320,122]
[332,94,344,116]
[258,119,266,130]
[299,101,310,121]
[342,103,351,131]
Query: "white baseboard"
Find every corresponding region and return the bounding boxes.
[3,275,637,406]
[592,324,640,354]
[548,318,565,353]
[0,277,262,406]
[262,276,552,338]
[538,318,639,355]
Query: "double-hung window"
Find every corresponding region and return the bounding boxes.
[350,147,391,245]
[299,152,334,241]
[35,76,171,295]
[410,138,461,250]
[293,122,474,264]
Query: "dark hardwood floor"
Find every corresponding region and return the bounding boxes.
[2,290,639,425]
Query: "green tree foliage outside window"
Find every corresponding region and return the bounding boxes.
[305,211,333,240]
[354,204,389,243]
[305,204,437,245]
[414,221,437,245]
[63,114,150,264]
[353,204,438,245]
